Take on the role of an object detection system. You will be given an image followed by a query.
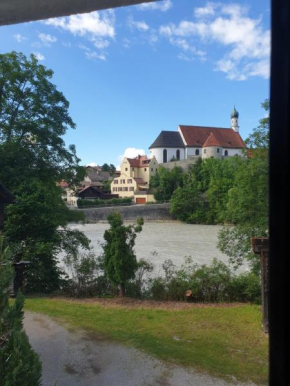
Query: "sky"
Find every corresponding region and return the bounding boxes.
[0,0,270,167]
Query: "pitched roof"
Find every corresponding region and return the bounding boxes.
[134,178,147,185]
[203,132,222,147]
[126,155,153,168]
[149,131,184,149]
[179,125,245,148]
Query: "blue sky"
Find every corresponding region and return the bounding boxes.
[0,0,270,167]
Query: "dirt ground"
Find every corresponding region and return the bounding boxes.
[24,311,256,386]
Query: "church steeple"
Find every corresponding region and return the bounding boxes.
[231,105,239,133]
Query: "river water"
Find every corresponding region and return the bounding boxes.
[61,222,249,275]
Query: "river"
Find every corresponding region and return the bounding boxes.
[60,222,249,275]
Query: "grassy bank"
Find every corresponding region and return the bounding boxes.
[24,298,268,385]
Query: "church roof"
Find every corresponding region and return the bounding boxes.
[149,131,184,149]
[179,125,245,148]
[203,132,222,147]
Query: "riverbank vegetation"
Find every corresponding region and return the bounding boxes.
[150,100,269,273]
[24,297,268,385]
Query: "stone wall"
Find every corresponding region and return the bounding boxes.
[80,203,174,222]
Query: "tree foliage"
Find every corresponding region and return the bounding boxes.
[102,212,144,297]
[0,52,90,292]
[150,166,184,201]
[0,237,42,385]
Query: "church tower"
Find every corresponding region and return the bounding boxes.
[231,106,239,133]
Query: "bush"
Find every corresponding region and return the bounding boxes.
[0,237,42,385]
[77,197,132,208]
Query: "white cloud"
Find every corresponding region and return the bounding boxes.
[44,10,115,38]
[127,17,149,32]
[33,52,45,61]
[86,162,99,167]
[44,11,115,59]
[159,2,270,80]
[38,33,57,45]
[138,0,172,12]
[14,34,27,43]
[118,148,146,163]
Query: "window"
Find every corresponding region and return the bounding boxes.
[125,168,128,171]
[144,168,147,172]
[217,148,220,153]
[195,149,200,155]
[114,180,118,184]
[204,149,206,154]
[127,179,132,184]
[176,149,180,160]
[118,187,122,192]
[129,187,134,191]
[132,167,134,171]
[163,149,167,163]
[225,150,228,156]
[124,187,128,191]
[151,168,153,172]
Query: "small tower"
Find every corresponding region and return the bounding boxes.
[231,106,239,133]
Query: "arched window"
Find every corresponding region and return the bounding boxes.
[176,149,180,160]
[195,149,200,156]
[225,150,228,156]
[163,149,167,163]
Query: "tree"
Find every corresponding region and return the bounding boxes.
[102,163,116,176]
[3,181,90,292]
[245,99,269,150]
[0,237,42,385]
[0,52,84,188]
[150,166,184,201]
[102,212,143,297]
[218,101,269,272]
[0,52,90,291]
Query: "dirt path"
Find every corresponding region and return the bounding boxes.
[24,312,256,386]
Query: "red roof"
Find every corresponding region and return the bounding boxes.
[127,155,152,168]
[203,132,222,147]
[134,178,147,185]
[179,125,245,148]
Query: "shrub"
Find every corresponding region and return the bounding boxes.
[0,237,42,385]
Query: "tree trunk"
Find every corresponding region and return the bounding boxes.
[119,283,125,298]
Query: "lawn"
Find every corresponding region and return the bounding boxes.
[24,298,268,385]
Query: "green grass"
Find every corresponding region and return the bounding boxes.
[24,298,268,385]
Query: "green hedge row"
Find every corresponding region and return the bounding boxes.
[77,197,132,208]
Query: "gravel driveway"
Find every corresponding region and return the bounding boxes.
[24,312,256,386]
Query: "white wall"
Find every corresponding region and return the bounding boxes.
[149,148,185,164]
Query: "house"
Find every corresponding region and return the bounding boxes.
[111,155,158,204]
[78,185,117,200]
[149,107,245,164]
[80,166,111,187]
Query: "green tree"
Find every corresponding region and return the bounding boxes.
[218,101,269,272]
[102,212,143,297]
[3,181,90,292]
[150,166,184,201]
[0,52,90,292]
[102,163,116,176]
[0,237,42,385]
[0,52,84,188]
[245,99,269,150]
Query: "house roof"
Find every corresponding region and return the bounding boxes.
[149,131,184,149]
[179,125,245,148]
[134,178,147,185]
[86,170,110,182]
[126,155,154,168]
[203,132,222,147]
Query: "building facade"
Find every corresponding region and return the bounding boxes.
[111,155,158,203]
[149,108,245,164]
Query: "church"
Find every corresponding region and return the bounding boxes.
[149,108,245,164]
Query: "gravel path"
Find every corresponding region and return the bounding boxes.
[24,312,256,386]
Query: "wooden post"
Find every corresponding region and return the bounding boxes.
[251,237,269,333]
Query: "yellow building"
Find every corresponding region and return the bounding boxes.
[111,155,158,204]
